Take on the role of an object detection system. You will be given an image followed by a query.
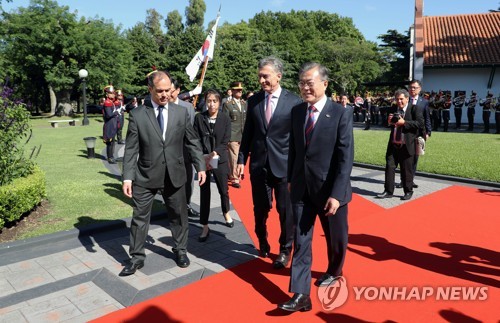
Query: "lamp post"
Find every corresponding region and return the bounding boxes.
[78,69,89,126]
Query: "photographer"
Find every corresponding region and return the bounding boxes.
[377,89,424,201]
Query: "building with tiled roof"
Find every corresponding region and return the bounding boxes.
[412,0,499,126]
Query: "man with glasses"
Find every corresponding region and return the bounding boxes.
[237,56,302,269]
[278,62,354,312]
[397,80,431,189]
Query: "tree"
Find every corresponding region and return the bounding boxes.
[165,10,184,38]
[185,0,205,27]
[145,9,165,51]
[377,29,411,83]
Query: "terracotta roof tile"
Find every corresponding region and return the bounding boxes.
[423,12,500,66]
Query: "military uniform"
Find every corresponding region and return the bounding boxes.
[442,93,452,132]
[495,96,500,134]
[465,91,477,131]
[452,92,465,129]
[223,82,247,187]
[479,92,493,133]
[102,85,119,163]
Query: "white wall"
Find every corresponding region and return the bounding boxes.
[423,67,498,124]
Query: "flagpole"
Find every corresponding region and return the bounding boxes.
[192,55,210,108]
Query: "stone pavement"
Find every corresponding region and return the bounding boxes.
[1,141,498,322]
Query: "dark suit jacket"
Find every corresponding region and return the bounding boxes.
[238,88,302,178]
[414,96,431,137]
[193,111,231,165]
[288,101,354,207]
[387,103,424,156]
[223,98,247,142]
[123,101,205,189]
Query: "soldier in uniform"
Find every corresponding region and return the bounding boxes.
[431,91,444,131]
[452,91,466,129]
[479,92,493,133]
[102,85,119,164]
[442,92,452,132]
[363,91,371,130]
[223,81,247,188]
[465,90,477,131]
[495,94,500,134]
[115,89,126,144]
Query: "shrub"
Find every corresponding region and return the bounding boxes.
[0,165,46,230]
[0,84,35,186]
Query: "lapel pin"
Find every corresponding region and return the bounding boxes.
[326,114,331,118]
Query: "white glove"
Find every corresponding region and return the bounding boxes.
[190,85,202,97]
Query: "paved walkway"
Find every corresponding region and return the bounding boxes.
[0,138,498,322]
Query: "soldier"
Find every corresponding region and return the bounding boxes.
[465,90,477,131]
[115,89,126,144]
[479,92,493,133]
[442,92,452,132]
[452,91,466,129]
[223,81,247,188]
[363,91,371,130]
[102,85,119,164]
[495,94,500,134]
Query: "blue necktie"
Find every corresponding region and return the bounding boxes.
[305,105,316,147]
[157,106,164,133]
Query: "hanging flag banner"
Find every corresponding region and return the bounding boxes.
[185,14,220,82]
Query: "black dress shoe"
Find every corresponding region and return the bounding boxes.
[198,228,210,242]
[273,252,290,269]
[119,261,144,276]
[232,182,241,188]
[225,220,234,228]
[175,253,190,268]
[278,293,312,312]
[377,191,393,198]
[314,273,341,287]
[187,205,200,217]
[412,183,419,188]
[401,192,413,200]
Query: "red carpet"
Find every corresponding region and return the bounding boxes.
[93,176,499,322]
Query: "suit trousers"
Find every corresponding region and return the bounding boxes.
[227,142,240,183]
[385,144,414,194]
[129,182,188,264]
[250,166,293,252]
[199,164,230,225]
[184,162,194,205]
[289,194,348,295]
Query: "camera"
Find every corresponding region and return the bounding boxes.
[390,112,403,124]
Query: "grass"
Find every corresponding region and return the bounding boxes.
[353,128,500,182]
[6,116,500,241]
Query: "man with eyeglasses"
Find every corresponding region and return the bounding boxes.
[396,80,431,189]
[237,56,302,270]
[278,62,354,312]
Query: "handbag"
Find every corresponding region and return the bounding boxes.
[416,136,425,156]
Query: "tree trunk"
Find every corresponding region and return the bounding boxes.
[49,85,57,116]
[55,90,75,117]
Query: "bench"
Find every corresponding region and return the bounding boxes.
[48,119,79,128]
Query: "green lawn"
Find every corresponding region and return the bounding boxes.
[8,116,500,241]
[353,128,500,182]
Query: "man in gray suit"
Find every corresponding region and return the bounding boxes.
[120,70,206,276]
[170,78,200,218]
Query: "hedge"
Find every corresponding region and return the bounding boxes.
[0,165,46,230]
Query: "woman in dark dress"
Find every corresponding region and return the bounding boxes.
[193,89,233,242]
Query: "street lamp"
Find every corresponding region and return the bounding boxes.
[78,69,89,126]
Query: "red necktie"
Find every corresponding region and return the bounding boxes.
[305,105,317,147]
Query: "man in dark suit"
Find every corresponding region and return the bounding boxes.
[237,56,302,269]
[397,80,430,189]
[377,89,424,201]
[170,77,200,218]
[278,62,354,312]
[120,70,206,276]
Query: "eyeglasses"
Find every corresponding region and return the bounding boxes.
[298,81,316,89]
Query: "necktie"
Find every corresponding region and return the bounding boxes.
[305,105,317,147]
[265,94,273,125]
[157,105,164,133]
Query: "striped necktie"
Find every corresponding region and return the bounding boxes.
[305,105,317,147]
